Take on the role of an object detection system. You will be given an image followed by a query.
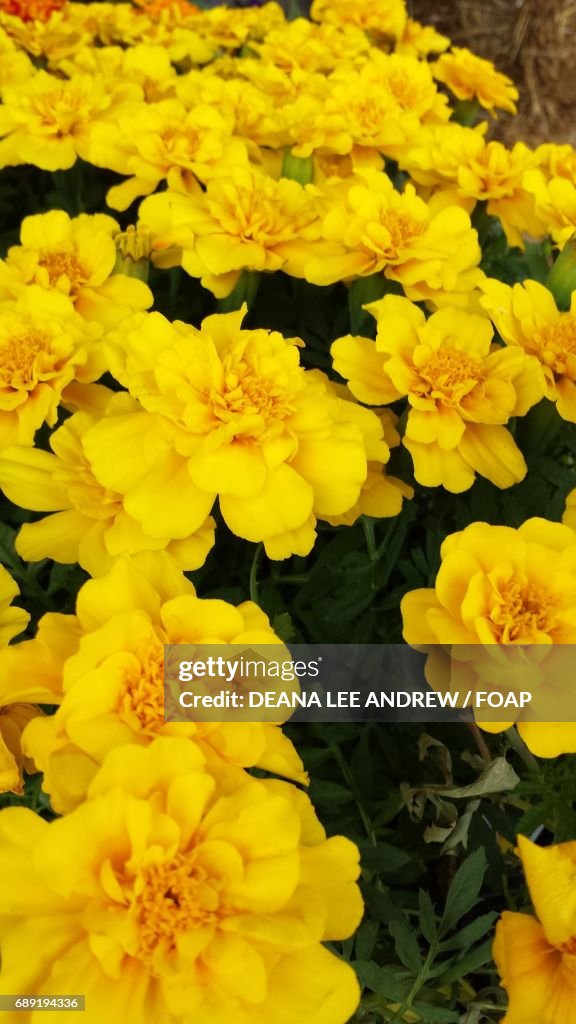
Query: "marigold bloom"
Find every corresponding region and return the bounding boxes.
[251,18,370,74]
[0,70,141,171]
[332,296,544,491]
[0,737,362,1024]
[481,278,576,422]
[17,554,309,812]
[0,26,33,88]
[0,210,153,326]
[494,835,576,1022]
[433,46,518,115]
[80,307,400,558]
[524,170,576,247]
[140,169,320,298]
[0,396,215,576]
[89,99,249,212]
[0,287,103,451]
[304,171,482,304]
[455,141,544,249]
[311,0,407,42]
[395,17,450,58]
[0,567,44,796]
[401,518,576,757]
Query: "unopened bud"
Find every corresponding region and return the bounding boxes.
[113,225,152,283]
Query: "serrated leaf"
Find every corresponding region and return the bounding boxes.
[440,849,487,935]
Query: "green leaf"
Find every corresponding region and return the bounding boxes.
[353,960,411,1002]
[359,841,412,874]
[439,912,498,952]
[435,938,494,985]
[440,849,487,935]
[418,890,438,944]
[389,917,422,973]
[355,920,380,962]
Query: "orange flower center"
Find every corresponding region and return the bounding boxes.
[38,252,86,291]
[0,330,51,390]
[135,853,222,962]
[209,353,297,438]
[534,317,576,378]
[120,644,165,733]
[374,209,427,261]
[489,579,555,643]
[416,347,484,404]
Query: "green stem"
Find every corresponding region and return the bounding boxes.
[505,726,540,773]
[249,543,264,604]
[388,938,440,1023]
[330,743,377,847]
[547,235,576,310]
[217,270,261,313]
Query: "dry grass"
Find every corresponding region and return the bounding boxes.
[411,0,576,146]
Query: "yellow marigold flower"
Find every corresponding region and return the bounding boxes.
[0,287,103,450]
[495,835,576,1022]
[401,518,576,757]
[193,1,285,50]
[0,26,33,90]
[524,170,576,247]
[0,567,43,796]
[332,296,544,492]
[176,71,288,153]
[481,277,576,422]
[0,396,215,576]
[395,17,450,58]
[433,46,518,115]
[251,18,370,73]
[305,171,482,305]
[56,43,178,103]
[455,141,545,249]
[0,70,141,171]
[357,51,450,126]
[140,169,320,298]
[535,141,576,183]
[17,552,307,810]
[311,0,407,43]
[0,737,362,1024]
[82,307,396,559]
[395,121,487,192]
[0,210,152,327]
[89,99,249,212]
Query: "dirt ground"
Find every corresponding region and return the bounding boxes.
[411,0,576,147]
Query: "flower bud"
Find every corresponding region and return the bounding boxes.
[113,225,152,283]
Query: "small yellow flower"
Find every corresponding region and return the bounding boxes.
[0,395,215,576]
[0,737,362,1024]
[251,18,370,74]
[401,518,576,757]
[89,98,249,212]
[0,210,153,326]
[395,17,450,58]
[495,835,576,1022]
[140,168,321,298]
[481,277,576,422]
[524,170,576,247]
[17,554,309,812]
[310,0,407,43]
[0,70,141,171]
[0,287,103,451]
[80,306,398,559]
[455,141,545,248]
[332,296,544,492]
[304,171,482,304]
[433,46,518,115]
